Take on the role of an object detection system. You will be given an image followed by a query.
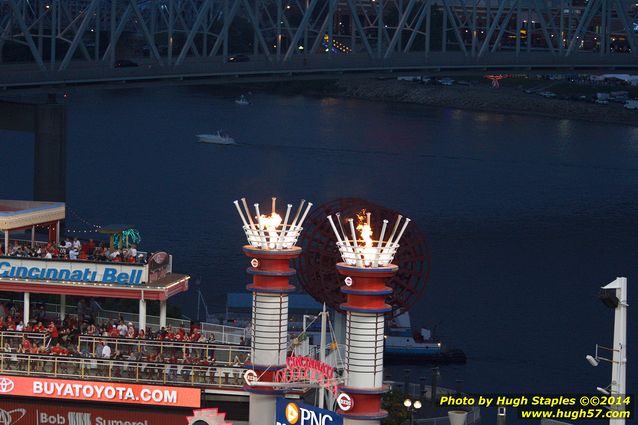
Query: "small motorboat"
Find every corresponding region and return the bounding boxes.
[384,312,466,364]
[196,131,236,145]
[235,95,250,105]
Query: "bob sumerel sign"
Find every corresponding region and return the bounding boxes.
[0,258,147,285]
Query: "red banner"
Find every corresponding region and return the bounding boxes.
[0,375,201,408]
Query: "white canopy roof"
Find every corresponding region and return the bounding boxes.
[0,199,65,231]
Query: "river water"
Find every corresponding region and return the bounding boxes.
[1,86,637,423]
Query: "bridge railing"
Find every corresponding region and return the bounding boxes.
[0,351,246,389]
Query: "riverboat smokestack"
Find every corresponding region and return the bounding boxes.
[327,211,410,425]
[234,197,312,425]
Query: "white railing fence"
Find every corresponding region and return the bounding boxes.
[0,351,246,389]
[0,298,247,345]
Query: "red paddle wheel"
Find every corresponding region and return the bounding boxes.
[295,198,431,317]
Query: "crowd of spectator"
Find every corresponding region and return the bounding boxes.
[0,301,250,385]
[0,238,143,263]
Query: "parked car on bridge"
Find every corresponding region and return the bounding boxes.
[228,54,250,63]
[114,60,139,68]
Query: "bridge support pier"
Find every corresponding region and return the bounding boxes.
[34,100,66,202]
[0,97,66,202]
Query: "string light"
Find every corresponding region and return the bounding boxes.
[66,207,102,230]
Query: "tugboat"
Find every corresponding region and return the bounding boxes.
[385,313,466,364]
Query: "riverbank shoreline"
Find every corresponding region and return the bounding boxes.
[245,77,638,127]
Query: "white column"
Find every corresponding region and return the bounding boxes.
[4,230,9,254]
[55,221,60,244]
[252,293,288,366]
[249,394,277,425]
[605,277,627,425]
[334,311,347,345]
[60,294,66,320]
[23,292,30,324]
[139,298,147,333]
[31,226,35,248]
[159,300,167,328]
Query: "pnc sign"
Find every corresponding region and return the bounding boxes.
[285,402,300,424]
[276,399,343,425]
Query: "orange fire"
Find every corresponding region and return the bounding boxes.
[258,213,282,247]
[356,210,376,266]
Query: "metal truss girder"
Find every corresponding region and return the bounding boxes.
[489,0,519,54]
[283,0,321,61]
[613,0,638,55]
[477,0,509,58]
[2,0,638,71]
[7,0,46,70]
[59,1,93,63]
[102,3,134,64]
[59,0,100,71]
[241,0,272,59]
[129,0,164,65]
[532,0,557,55]
[566,0,599,55]
[403,1,432,53]
[175,0,211,65]
[346,0,374,57]
[209,0,241,57]
[384,0,418,58]
[439,0,468,55]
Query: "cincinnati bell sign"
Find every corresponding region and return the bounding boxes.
[0,376,200,408]
[0,258,147,285]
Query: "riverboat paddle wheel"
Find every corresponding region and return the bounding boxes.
[295,198,431,318]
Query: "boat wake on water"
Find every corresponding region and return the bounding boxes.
[196,131,237,145]
[226,141,638,172]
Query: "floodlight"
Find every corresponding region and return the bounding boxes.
[599,289,619,309]
[596,387,610,395]
[403,399,412,408]
[586,355,599,367]
[413,400,422,410]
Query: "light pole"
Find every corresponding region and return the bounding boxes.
[585,277,628,425]
[403,398,422,425]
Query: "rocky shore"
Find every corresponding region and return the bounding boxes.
[326,77,638,127]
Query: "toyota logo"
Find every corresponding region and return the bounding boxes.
[0,379,15,393]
